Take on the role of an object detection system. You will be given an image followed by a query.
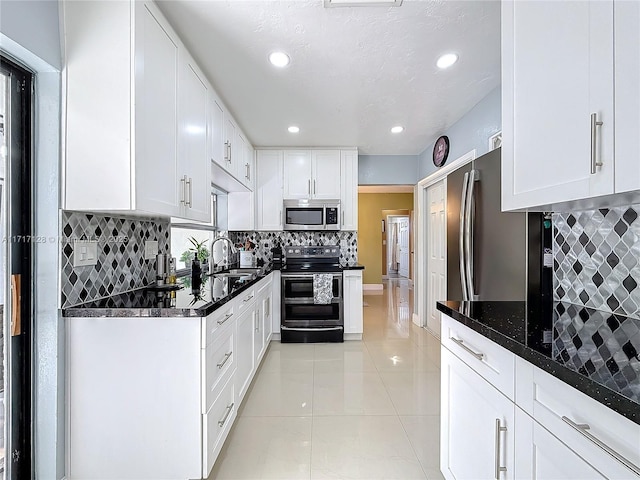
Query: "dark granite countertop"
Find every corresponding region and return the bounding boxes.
[342,264,365,270]
[63,266,274,318]
[437,300,640,425]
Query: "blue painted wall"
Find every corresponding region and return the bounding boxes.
[0,0,62,70]
[358,154,419,185]
[417,86,501,180]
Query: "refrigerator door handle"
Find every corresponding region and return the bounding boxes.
[465,170,479,300]
[459,172,470,301]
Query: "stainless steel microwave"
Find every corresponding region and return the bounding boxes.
[283,200,340,231]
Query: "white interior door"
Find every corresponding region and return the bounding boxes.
[398,217,410,278]
[426,181,446,337]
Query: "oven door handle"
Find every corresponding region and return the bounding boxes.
[280,326,344,332]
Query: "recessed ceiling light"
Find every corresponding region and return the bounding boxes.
[437,53,458,69]
[391,126,404,133]
[269,51,290,67]
[288,126,300,133]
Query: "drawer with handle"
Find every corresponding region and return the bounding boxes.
[236,287,256,314]
[441,314,515,400]
[202,375,235,477]
[202,303,234,348]
[202,323,235,413]
[522,361,640,479]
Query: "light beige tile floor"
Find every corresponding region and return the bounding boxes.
[210,279,445,480]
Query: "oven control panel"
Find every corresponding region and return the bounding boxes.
[284,245,340,258]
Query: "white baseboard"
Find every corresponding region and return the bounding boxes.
[412,313,421,327]
[344,333,363,341]
[363,284,383,291]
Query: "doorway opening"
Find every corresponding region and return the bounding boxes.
[383,213,410,279]
[1,54,34,479]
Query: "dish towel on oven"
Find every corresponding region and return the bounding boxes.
[313,274,333,304]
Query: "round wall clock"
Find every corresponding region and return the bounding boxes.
[432,135,450,167]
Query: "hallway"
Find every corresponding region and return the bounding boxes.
[210,279,444,480]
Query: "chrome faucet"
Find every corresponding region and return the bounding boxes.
[210,236,238,270]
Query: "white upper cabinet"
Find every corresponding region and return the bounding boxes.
[340,149,358,230]
[256,150,284,231]
[502,0,614,211]
[209,93,225,170]
[614,1,640,194]
[243,142,255,191]
[224,116,238,179]
[283,150,341,200]
[64,0,183,216]
[311,150,342,199]
[283,150,312,199]
[177,54,210,222]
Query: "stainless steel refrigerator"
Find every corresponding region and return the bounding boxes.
[446,148,542,301]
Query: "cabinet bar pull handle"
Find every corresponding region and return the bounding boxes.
[218,403,234,427]
[308,179,311,195]
[494,419,507,479]
[255,312,260,332]
[217,351,232,369]
[590,113,603,174]
[314,179,316,194]
[562,416,640,476]
[180,176,187,205]
[217,313,233,325]
[450,337,484,360]
[186,177,192,207]
[243,294,254,303]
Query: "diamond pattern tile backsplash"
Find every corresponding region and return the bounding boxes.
[554,206,640,317]
[552,302,640,404]
[229,231,358,266]
[61,211,170,307]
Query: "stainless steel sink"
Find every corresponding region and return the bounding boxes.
[226,268,262,275]
[210,272,254,279]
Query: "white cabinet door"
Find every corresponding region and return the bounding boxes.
[340,149,358,230]
[343,270,363,337]
[441,347,514,480]
[514,408,604,480]
[209,93,225,169]
[311,150,341,199]
[262,288,273,346]
[252,305,263,368]
[134,2,181,217]
[177,56,210,222]
[241,141,255,190]
[224,116,238,178]
[283,150,312,199]
[235,308,254,404]
[256,150,284,230]
[502,0,614,211]
[227,191,254,231]
[235,131,247,184]
[614,1,640,194]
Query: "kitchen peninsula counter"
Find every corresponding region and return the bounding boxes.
[437,300,640,425]
[62,266,274,318]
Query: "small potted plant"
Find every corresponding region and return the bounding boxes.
[187,237,209,276]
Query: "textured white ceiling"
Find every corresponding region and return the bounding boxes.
[156,0,501,155]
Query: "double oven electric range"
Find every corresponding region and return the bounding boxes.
[280,245,344,343]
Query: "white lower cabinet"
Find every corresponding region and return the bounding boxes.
[441,347,515,480]
[235,297,256,405]
[514,407,604,480]
[343,270,363,339]
[441,314,640,480]
[66,273,277,480]
[203,375,236,476]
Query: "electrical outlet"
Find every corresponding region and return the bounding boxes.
[73,240,98,267]
[144,240,158,260]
